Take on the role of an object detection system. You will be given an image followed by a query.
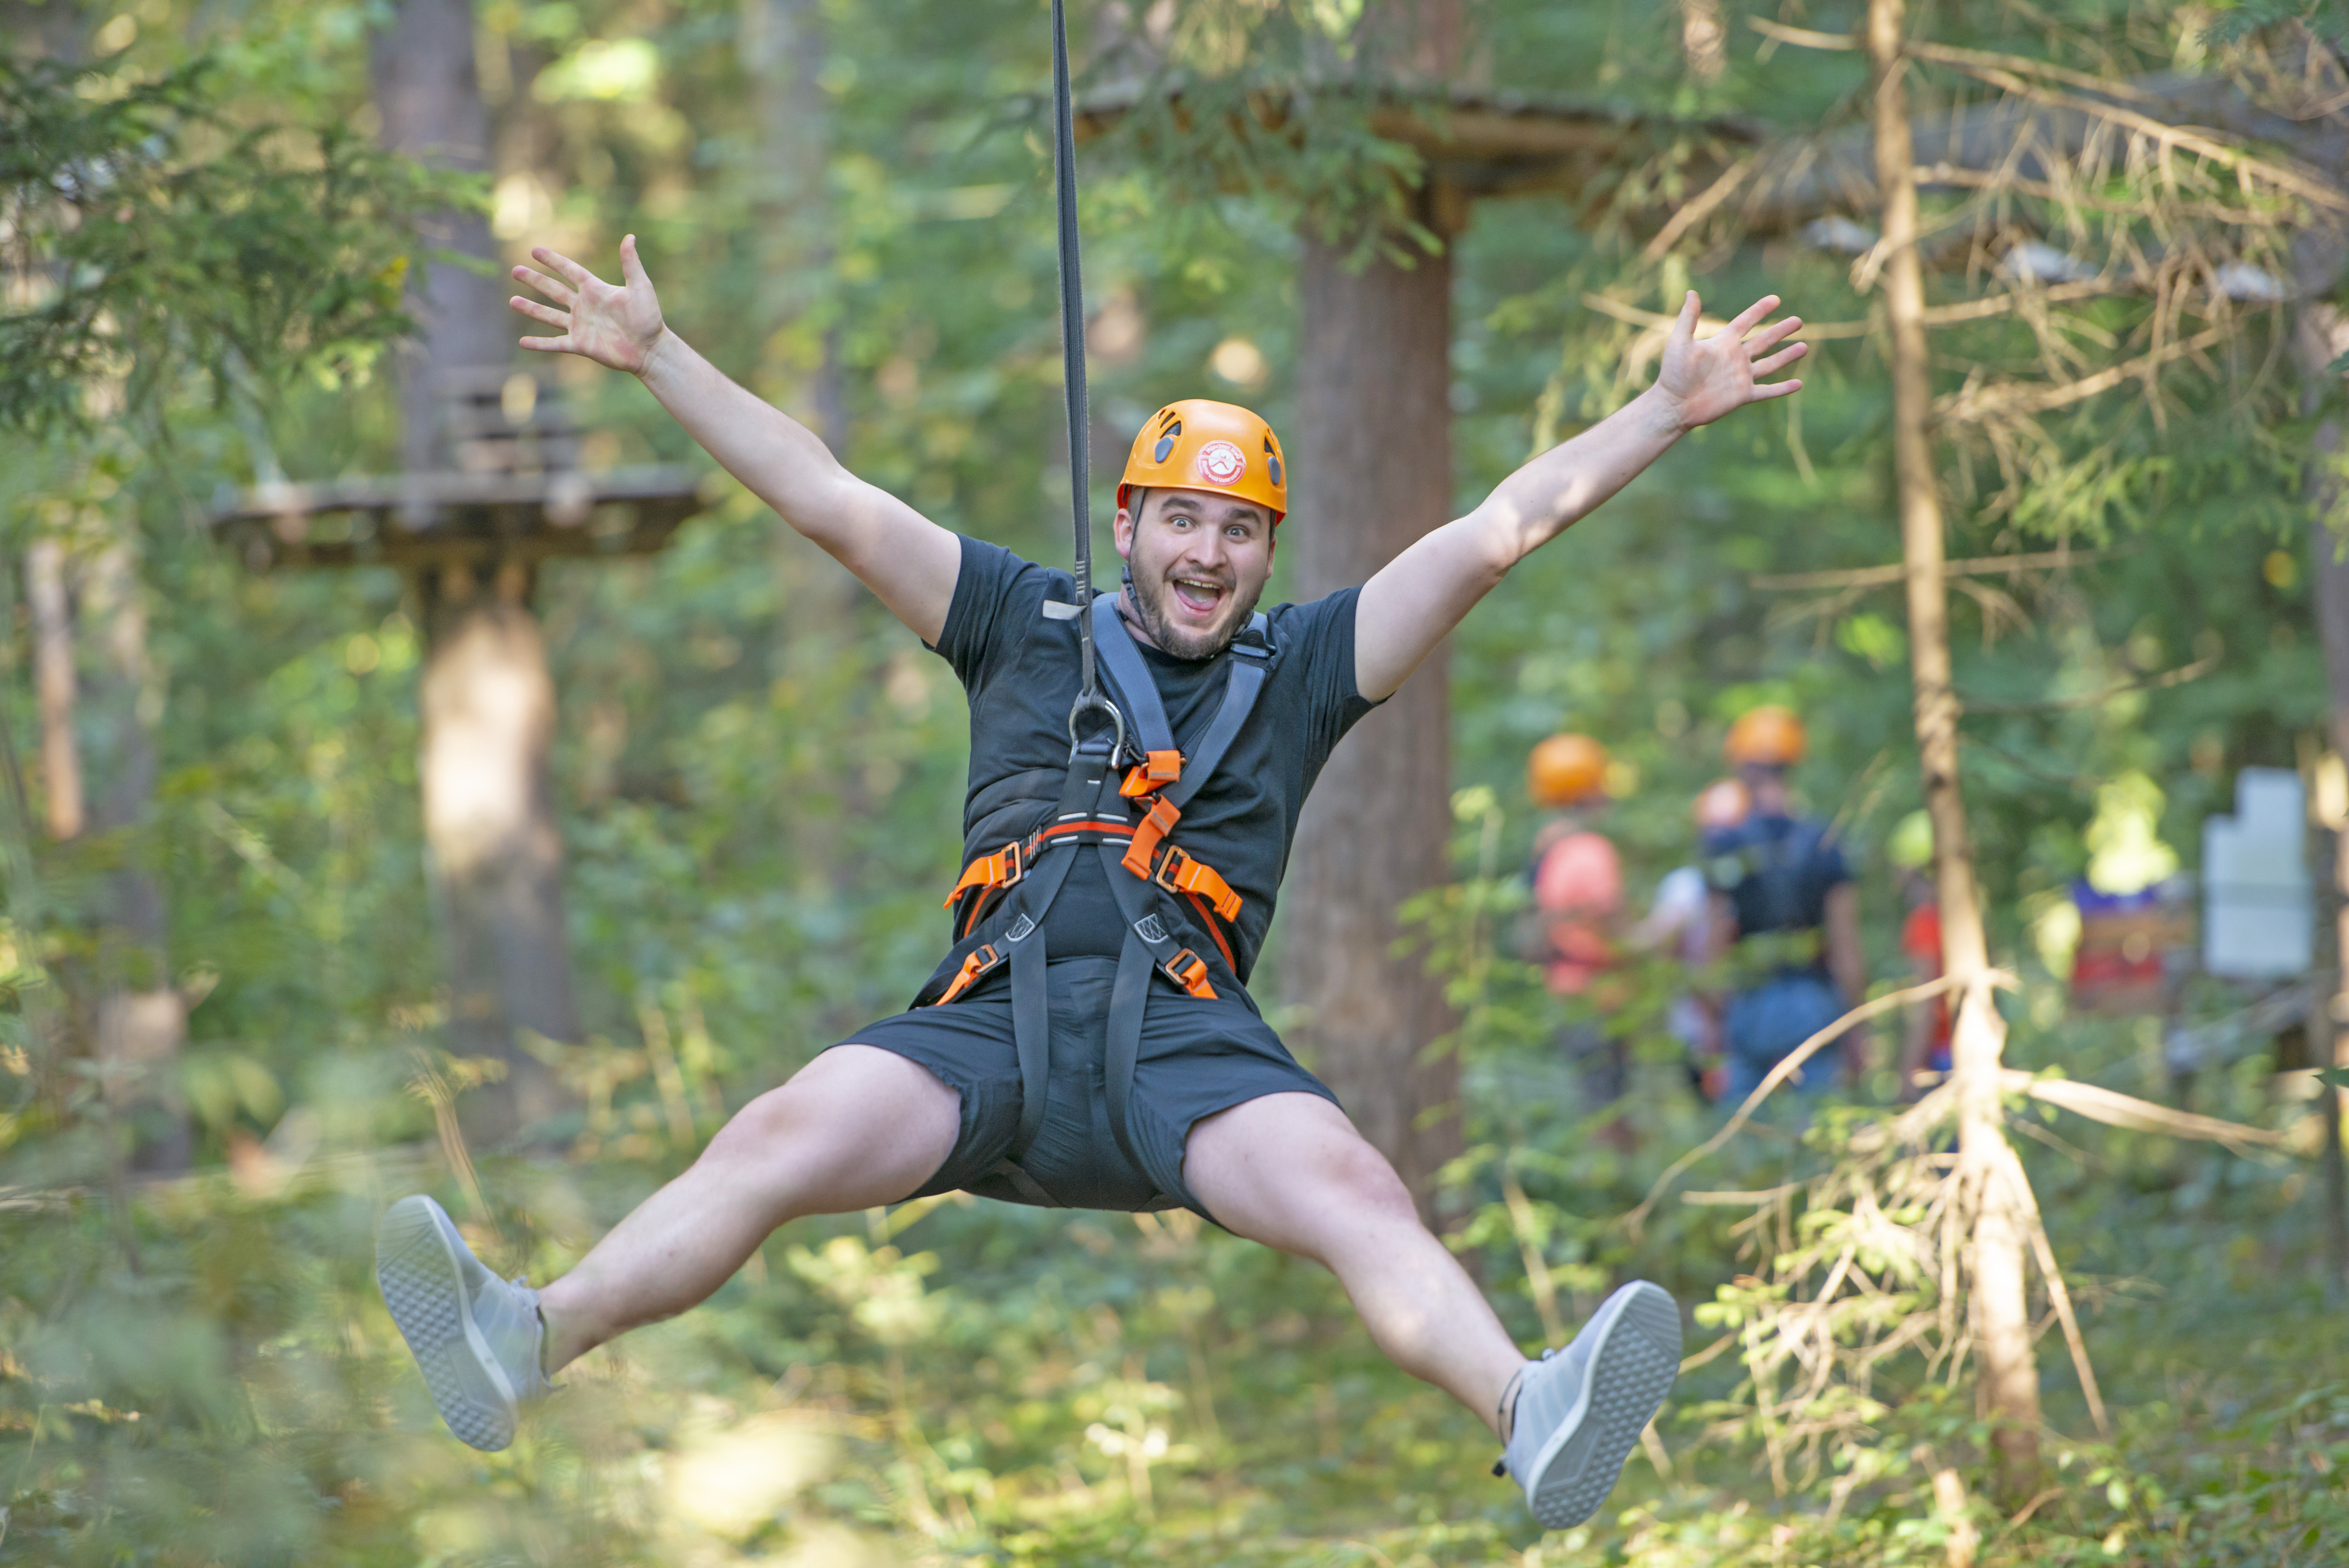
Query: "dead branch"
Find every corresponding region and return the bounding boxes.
[1929,59,2349,217]
[1997,1139,2112,1437]
[1959,651,2217,713]
[2006,1070,2288,1151]
[1753,547,2130,592]
[1628,972,2005,1234]
[1936,324,2231,420]
[1642,155,1756,261]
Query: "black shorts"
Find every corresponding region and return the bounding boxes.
[834,956,1339,1219]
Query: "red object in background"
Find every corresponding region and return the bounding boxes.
[2070,882,2191,1015]
[1533,829,1623,996]
[1901,903,1952,1071]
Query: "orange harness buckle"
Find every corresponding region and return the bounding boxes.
[1120,750,1183,798]
[1161,947,1216,1000]
[1120,795,1181,879]
[943,840,1025,911]
[934,942,1002,1006]
[1152,845,1242,923]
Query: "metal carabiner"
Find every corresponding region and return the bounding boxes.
[1067,689,1125,762]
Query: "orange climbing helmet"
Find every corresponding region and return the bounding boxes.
[1117,399,1288,525]
[1724,705,1807,768]
[1528,734,1611,808]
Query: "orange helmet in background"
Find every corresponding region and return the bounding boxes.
[1117,399,1288,525]
[1693,776,1751,832]
[1724,705,1807,768]
[1529,734,1611,808]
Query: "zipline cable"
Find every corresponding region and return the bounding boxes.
[1052,0,1121,757]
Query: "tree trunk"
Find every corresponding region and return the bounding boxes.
[419,560,577,1143]
[81,539,189,1172]
[1287,217,1462,1220]
[744,0,846,453]
[744,0,861,907]
[371,0,509,475]
[26,539,82,841]
[2292,228,2349,1286]
[1869,0,2041,1496]
[378,0,580,1138]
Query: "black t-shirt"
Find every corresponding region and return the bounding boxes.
[931,536,1376,984]
[1701,813,1852,939]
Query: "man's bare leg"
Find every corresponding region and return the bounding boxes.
[536,1045,960,1371]
[1183,1092,1526,1437]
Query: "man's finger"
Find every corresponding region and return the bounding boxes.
[532,246,597,288]
[1670,289,1701,343]
[1751,343,1808,376]
[518,334,571,354]
[1749,377,1803,400]
[1726,293,1781,335]
[511,264,574,305]
[510,297,571,329]
[618,233,648,289]
[1748,315,1802,352]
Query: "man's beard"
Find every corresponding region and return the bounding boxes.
[1125,564,1265,661]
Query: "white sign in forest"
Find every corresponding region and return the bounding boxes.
[2203,768,2314,980]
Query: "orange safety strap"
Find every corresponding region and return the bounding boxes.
[1152,845,1241,923]
[1161,947,1216,999]
[941,841,1025,911]
[1120,750,1182,798]
[1119,796,1181,879]
[1184,891,1239,972]
[934,942,1002,1006]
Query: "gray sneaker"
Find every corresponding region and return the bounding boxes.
[375,1194,553,1451]
[1500,1280,1681,1529]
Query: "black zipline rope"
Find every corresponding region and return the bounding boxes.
[1051,0,1121,758]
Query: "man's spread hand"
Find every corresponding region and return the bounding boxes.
[1651,290,1807,433]
[510,234,668,376]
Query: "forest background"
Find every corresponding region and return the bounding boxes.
[4,0,2348,1564]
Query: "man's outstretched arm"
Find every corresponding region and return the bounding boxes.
[1352,291,1805,702]
[510,236,961,644]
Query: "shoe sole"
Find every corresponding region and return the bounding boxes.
[375,1195,520,1452]
[1525,1281,1681,1530]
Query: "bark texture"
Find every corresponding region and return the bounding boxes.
[419,562,577,1141]
[371,0,509,474]
[1869,0,2041,1496]
[82,541,189,1172]
[377,0,581,1138]
[2292,227,2349,1284]
[746,0,863,909]
[26,539,83,841]
[1287,226,1460,1219]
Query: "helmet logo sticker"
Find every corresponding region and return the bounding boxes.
[1196,440,1247,485]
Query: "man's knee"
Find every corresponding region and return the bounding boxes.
[701,1048,958,1175]
[1306,1133,1420,1224]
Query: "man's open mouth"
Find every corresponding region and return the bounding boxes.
[1168,575,1228,619]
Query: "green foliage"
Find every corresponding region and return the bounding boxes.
[0,54,457,436]
[5,0,2349,1562]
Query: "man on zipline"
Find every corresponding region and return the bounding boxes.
[375,234,1805,1529]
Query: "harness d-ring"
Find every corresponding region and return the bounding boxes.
[1068,689,1124,761]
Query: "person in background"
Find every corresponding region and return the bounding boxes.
[1887,810,1951,1100]
[1703,706,1868,1102]
[1523,735,1632,1137]
[1634,777,1751,1103]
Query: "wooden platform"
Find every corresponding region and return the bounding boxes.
[208,369,709,573]
[209,464,709,573]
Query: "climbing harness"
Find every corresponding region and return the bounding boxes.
[918,598,1276,1208]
